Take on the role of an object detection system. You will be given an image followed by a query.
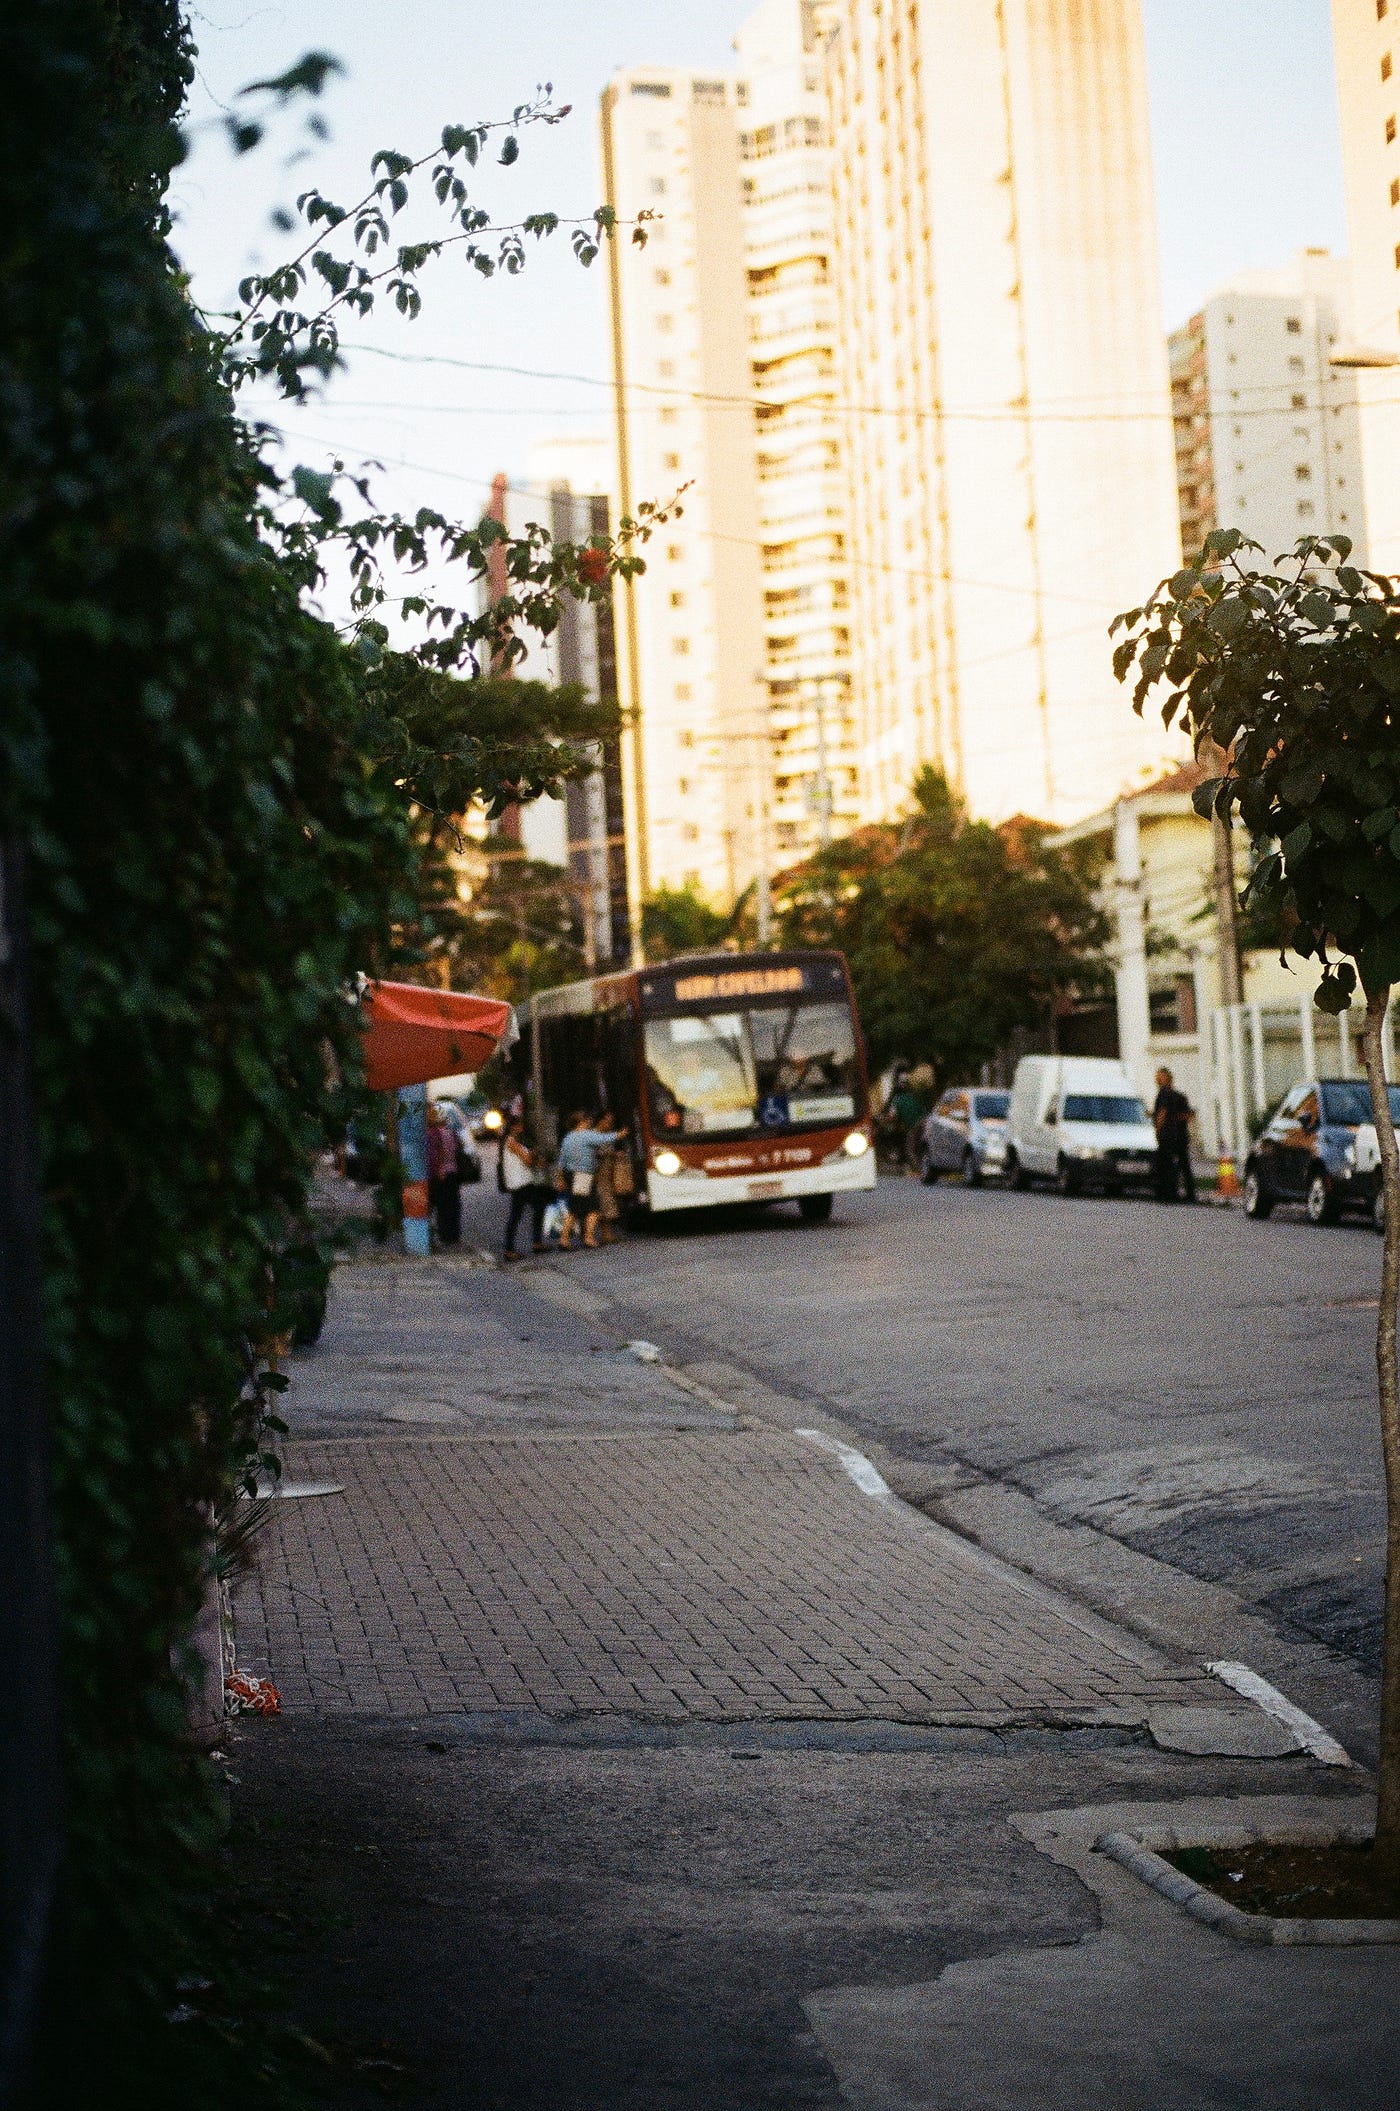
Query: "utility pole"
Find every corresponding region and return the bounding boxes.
[1203,741,1243,1008]
[814,682,834,854]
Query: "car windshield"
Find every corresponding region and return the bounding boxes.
[973,1092,1009,1120]
[644,1000,858,1136]
[1061,1094,1148,1125]
[1320,1081,1400,1127]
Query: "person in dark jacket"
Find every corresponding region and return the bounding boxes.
[1153,1066,1195,1203]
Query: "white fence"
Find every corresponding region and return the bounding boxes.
[1201,994,1396,1160]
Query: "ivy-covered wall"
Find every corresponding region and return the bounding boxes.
[2,0,413,2067]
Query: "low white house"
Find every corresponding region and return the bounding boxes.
[1050,762,1381,1159]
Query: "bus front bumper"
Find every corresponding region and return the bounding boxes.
[645,1150,878,1214]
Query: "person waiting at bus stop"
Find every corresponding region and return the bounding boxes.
[426,1101,462,1247]
[499,1113,546,1260]
[556,1109,622,1251]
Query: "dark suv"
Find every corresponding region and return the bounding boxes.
[1243,1077,1400,1224]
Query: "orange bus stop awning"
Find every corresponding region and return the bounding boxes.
[361,981,517,1093]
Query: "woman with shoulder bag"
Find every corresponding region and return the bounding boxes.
[500,1114,546,1260]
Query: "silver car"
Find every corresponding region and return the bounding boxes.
[919,1088,1010,1187]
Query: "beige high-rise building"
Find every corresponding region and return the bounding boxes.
[823,0,1184,826]
[735,0,858,861]
[1168,251,1367,568]
[1331,0,1400,574]
[600,68,768,918]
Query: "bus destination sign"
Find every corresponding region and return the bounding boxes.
[672,965,806,1003]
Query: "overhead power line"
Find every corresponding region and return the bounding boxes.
[337,339,1384,427]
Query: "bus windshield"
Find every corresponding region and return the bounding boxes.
[644,999,859,1136]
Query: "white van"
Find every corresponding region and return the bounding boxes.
[1003,1056,1158,1195]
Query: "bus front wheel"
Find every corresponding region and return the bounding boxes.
[798,1193,833,1224]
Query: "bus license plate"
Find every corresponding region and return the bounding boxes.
[747,1177,783,1200]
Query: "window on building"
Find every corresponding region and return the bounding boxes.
[682,823,700,843]
[675,685,691,703]
[1292,393,1307,409]
[659,406,678,425]
[658,360,675,378]
[678,728,694,747]
[677,777,691,796]
[1298,500,1316,517]
[1386,52,1395,79]
[654,268,672,286]
[663,452,680,470]
[656,315,674,334]
[669,591,685,608]
[1150,979,1197,1036]
[1392,178,1399,204]
[631,80,673,97]
[1295,465,1312,480]
[1288,356,1306,374]
[1388,115,1397,143]
[672,637,690,655]
[1286,317,1302,334]
[649,176,667,196]
[667,544,683,560]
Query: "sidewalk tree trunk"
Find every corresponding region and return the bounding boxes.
[1113,529,1400,1854]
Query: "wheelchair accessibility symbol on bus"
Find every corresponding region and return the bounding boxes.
[759,1093,790,1129]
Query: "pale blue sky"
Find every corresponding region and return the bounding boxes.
[176,1,1347,521]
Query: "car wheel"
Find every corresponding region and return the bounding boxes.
[920,1146,938,1186]
[961,1148,981,1188]
[1305,1167,1339,1225]
[1374,1186,1386,1236]
[798,1192,833,1224]
[1242,1167,1273,1219]
[1005,1149,1030,1192]
[1056,1156,1080,1197]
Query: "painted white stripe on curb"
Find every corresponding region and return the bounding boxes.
[795,1428,892,1500]
[1207,1659,1352,1767]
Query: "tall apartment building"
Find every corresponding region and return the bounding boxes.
[479,445,632,967]
[600,68,769,915]
[1168,251,1367,567]
[1332,0,1400,574]
[734,0,858,861]
[822,0,1184,826]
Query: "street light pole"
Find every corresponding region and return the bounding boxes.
[814,682,834,854]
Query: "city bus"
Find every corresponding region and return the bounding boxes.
[518,950,875,1220]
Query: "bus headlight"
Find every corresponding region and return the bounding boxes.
[842,1131,870,1157]
[653,1149,682,1176]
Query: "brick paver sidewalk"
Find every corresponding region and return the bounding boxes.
[233,1257,1233,1725]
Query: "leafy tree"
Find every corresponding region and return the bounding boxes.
[776,768,1109,1078]
[1113,528,1400,1858]
[641,882,747,961]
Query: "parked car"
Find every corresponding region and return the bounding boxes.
[1354,1123,1388,1233]
[1243,1077,1400,1224]
[919,1088,1010,1186]
[1002,1056,1158,1195]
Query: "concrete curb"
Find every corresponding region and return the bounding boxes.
[1096,1816,1400,1945]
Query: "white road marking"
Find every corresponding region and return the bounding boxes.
[795,1428,892,1500]
[1206,1659,1352,1767]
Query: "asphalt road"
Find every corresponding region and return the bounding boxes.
[462,1166,1390,1685]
